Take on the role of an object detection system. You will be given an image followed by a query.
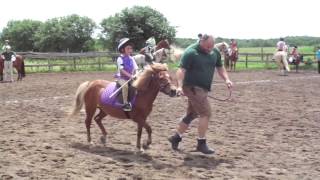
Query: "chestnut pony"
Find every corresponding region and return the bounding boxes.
[0,54,26,81]
[70,63,177,152]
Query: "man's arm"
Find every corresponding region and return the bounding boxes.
[176,67,186,95]
[216,66,233,88]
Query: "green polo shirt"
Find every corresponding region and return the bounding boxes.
[179,42,222,91]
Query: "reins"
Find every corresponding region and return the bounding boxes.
[207,87,232,101]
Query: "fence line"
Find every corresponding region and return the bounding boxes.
[17,51,317,71]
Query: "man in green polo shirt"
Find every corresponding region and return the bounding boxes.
[168,34,233,154]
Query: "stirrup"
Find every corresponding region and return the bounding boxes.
[122,103,132,111]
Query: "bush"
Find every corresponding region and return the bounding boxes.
[304,58,313,66]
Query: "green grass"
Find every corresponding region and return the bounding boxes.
[240,46,315,54]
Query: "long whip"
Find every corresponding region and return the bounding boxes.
[109,70,142,98]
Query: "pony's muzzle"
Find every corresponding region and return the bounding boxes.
[169,89,177,97]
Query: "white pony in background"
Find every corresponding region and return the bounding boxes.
[168,42,230,63]
[168,45,184,62]
[273,44,290,75]
[215,42,230,55]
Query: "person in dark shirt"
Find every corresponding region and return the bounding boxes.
[1,46,15,82]
[168,34,233,154]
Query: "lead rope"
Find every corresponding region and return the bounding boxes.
[207,87,232,101]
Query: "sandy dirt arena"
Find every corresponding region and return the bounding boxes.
[0,70,320,180]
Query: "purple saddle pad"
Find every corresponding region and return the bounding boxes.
[100,82,136,108]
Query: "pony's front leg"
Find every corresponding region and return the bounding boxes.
[17,73,21,81]
[142,122,152,149]
[136,122,144,152]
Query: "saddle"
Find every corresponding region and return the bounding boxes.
[114,81,137,105]
[100,81,137,108]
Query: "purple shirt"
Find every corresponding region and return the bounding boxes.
[116,55,138,80]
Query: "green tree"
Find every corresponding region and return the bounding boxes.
[100,6,176,51]
[1,20,42,51]
[35,14,96,52]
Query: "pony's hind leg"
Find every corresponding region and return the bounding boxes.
[85,105,96,145]
[94,108,107,145]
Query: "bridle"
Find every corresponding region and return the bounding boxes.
[151,70,171,93]
[158,72,171,92]
[159,80,170,92]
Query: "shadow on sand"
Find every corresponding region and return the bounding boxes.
[71,142,234,170]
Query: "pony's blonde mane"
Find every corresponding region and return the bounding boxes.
[132,63,168,90]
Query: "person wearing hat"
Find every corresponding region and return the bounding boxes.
[143,36,156,63]
[274,37,290,75]
[290,46,300,64]
[2,40,11,51]
[1,46,16,82]
[115,38,139,111]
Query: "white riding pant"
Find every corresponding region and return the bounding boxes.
[4,61,13,82]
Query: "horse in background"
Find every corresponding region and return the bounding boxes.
[168,45,184,63]
[134,48,170,69]
[223,44,238,71]
[69,63,177,152]
[133,39,171,69]
[167,42,231,64]
[138,39,170,55]
[273,45,290,75]
[0,54,26,81]
[214,42,231,69]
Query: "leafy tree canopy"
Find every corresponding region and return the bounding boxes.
[100,6,176,51]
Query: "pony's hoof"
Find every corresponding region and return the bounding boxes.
[87,141,94,149]
[100,136,106,144]
[142,141,151,149]
[136,148,145,154]
[142,143,149,149]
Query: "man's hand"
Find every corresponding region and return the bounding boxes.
[226,79,233,89]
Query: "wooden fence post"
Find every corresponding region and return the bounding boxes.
[73,57,76,70]
[98,57,101,70]
[48,58,52,72]
[245,54,248,68]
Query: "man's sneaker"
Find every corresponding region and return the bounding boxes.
[122,103,132,111]
[168,133,182,150]
[196,139,215,154]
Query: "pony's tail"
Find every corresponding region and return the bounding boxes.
[21,59,26,77]
[69,81,90,117]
